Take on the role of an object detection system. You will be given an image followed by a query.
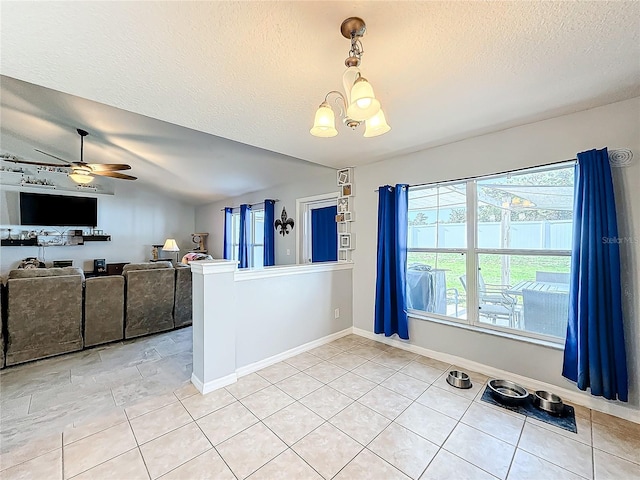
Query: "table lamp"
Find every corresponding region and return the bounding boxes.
[162,238,180,263]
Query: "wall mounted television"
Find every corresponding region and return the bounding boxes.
[20,192,98,227]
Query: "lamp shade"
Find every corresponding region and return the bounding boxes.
[363,109,391,137]
[347,77,380,121]
[310,102,338,137]
[162,238,179,252]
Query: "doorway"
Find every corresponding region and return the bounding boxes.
[296,193,339,264]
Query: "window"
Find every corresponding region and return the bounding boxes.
[230,207,265,268]
[231,212,240,262]
[252,209,264,268]
[407,163,574,342]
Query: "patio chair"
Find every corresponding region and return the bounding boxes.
[459,274,518,326]
[535,271,570,284]
[522,289,569,338]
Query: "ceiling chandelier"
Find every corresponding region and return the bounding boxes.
[310,17,390,138]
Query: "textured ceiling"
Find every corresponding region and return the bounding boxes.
[1,1,639,198]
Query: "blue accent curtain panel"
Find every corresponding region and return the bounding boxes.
[311,205,338,262]
[562,148,628,401]
[264,200,276,266]
[374,184,409,339]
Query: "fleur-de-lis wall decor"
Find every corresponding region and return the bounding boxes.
[274,207,295,236]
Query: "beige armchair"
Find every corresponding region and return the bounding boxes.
[5,267,84,366]
[174,265,192,328]
[85,276,125,347]
[123,262,175,338]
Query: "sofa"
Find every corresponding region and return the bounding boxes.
[5,267,84,366]
[123,262,176,339]
[0,261,193,367]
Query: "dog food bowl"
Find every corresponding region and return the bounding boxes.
[446,370,472,389]
[488,379,528,406]
[534,390,564,415]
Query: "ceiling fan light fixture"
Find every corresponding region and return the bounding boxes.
[310,102,338,137]
[69,172,94,184]
[310,17,389,138]
[363,109,391,137]
[69,165,94,184]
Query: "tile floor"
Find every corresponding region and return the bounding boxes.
[1,329,639,479]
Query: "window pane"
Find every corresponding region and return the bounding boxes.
[477,166,574,250]
[253,210,264,244]
[253,246,264,268]
[408,184,466,249]
[406,252,467,319]
[477,253,571,338]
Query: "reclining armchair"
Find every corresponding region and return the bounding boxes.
[5,267,84,365]
[123,262,175,338]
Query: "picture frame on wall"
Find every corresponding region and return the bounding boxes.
[341,184,352,196]
[339,233,351,249]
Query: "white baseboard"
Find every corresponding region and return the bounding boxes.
[235,327,353,378]
[353,327,640,424]
[191,372,238,395]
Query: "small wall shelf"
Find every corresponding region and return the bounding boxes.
[83,235,111,242]
[1,238,38,247]
[336,167,355,262]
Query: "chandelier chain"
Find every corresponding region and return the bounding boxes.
[348,38,364,61]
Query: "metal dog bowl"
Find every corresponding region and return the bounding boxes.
[488,379,528,406]
[447,370,472,389]
[534,390,564,415]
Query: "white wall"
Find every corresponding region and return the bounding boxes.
[195,171,337,265]
[190,261,353,393]
[353,98,640,415]
[234,266,353,368]
[1,181,196,274]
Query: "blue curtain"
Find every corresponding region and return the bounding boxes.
[374,184,409,339]
[264,200,276,266]
[311,205,337,262]
[562,148,628,401]
[223,207,232,260]
[238,204,251,268]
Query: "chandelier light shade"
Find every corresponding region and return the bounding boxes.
[310,17,390,138]
[364,109,391,137]
[310,101,338,137]
[347,77,381,121]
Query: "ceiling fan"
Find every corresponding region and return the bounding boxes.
[1,128,136,184]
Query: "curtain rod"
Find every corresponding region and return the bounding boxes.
[374,158,578,192]
[220,199,279,211]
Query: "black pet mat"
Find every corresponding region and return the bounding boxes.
[480,386,577,434]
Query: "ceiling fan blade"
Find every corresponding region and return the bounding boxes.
[86,163,132,172]
[1,156,70,168]
[34,149,73,165]
[93,171,137,180]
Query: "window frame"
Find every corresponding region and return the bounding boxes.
[407,162,575,344]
